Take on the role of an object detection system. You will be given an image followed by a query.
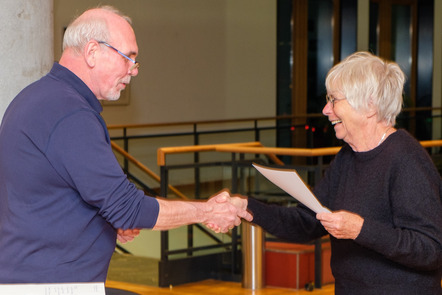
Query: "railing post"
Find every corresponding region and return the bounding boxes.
[241,221,265,290]
[314,239,322,289]
[193,123,201,199]
[254,120,260,142]
[160,165,169,262]
[230,153,239,274]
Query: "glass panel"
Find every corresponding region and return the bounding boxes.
[391,4,412,106]
[307,0,335,148]
[307,0,333,114]
[416,0,434,140]
[340,0,357,59]
[369,2,379,54]
[276,0,293,150]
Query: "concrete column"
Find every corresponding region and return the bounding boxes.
[0,0,53,122]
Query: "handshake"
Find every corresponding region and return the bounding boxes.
[202,190,252,233]
[117,190,252,243]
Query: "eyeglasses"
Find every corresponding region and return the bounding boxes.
[98,41,140,71]
[325,94,345,107]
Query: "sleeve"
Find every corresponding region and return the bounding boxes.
[247,152,345,243]
[248,197,327,243]
[355,144,442,271]
[45,110,160,229]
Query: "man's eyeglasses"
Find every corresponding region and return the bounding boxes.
[98,41,140,71]
[325,94,345,107]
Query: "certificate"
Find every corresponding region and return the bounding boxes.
[0,282,105,295]
[253,163,331,213]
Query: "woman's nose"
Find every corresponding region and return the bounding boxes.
[322,101,332,116]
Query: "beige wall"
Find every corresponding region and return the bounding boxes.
[54,0,277,126]
[54,0,277,259]
[53,0,442,259]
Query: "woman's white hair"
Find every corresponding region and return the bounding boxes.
[62,5,132,54]
[325,51,405,125]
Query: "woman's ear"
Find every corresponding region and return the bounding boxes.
[366,97,378,119]
[366,109,377,119]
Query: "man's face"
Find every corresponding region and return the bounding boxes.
[94,23,139,101]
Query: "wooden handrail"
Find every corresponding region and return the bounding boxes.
[215,146,342,157]
[420,140,442,148]
[157,142,341,167]
[111,140,283,200]
[111,141,189,200]
[112,139,442,199]
[157,139,442,166]
[157,141,266,166]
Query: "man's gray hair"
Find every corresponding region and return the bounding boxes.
[62,5,132,54]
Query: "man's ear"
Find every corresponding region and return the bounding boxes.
[84,40,99,68]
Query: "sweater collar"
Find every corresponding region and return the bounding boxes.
[349,129,402,161]
[49,62,103,114]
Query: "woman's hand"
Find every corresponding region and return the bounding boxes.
[316,211,364,240]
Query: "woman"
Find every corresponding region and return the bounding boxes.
[247,52,442,294]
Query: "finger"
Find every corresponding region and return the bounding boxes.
[206,223,221,232]
[117,235,127,243]
[214,192,229,203]
[220,227,229,234]
[237,209,253,222]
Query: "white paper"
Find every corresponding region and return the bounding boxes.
[253,163,331,213]
[0,282,105,295]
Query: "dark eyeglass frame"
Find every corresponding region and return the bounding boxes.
[98,41,140,71]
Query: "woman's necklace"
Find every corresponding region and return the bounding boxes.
[377,127,392,147]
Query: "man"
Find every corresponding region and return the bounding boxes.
[0,6,251,283]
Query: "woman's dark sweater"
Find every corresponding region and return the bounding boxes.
[248,129,442,294]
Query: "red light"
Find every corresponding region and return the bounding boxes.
[305,125,309,130]
[290,126,295,131]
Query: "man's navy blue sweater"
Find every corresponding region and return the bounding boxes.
[0,63,159,283]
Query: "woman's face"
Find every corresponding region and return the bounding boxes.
[322,91,369,149]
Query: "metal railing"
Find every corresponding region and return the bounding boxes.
[109,111,442,286]
[153,139,442,287]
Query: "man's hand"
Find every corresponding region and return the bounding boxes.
[204,191,251,233]
[153,190,252,232]
[117,228,141,243]
[316,211,364,240]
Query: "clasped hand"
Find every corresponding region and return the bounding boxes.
[117,228,141,243]
[204,190,252,233]
[117,190,252,242]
